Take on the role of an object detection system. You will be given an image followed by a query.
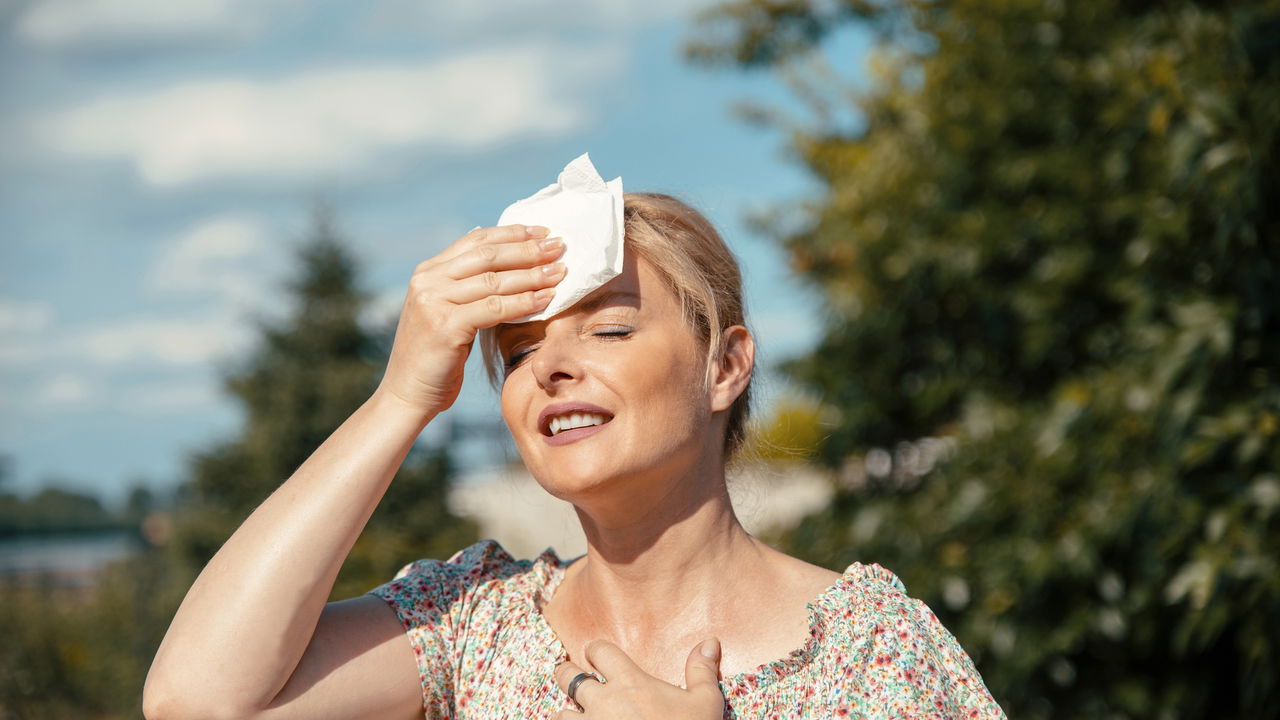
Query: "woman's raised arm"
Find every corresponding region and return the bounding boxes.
[142,225,564,720]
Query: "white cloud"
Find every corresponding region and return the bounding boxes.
[14,1,711,49]
[0,342,40,366]
[0,299,55,366]
[42,46,610,186]
[369,0,714,36]
[35,374,98,407]
[361,286,405,330]
[1,312,248,370]
[75,314,250,366]
[26,371,222,416]
[13,0,290,48]
[0,220,270,370]
[147,214,268,305]
[119,378,220,415]
[0,298,54,334]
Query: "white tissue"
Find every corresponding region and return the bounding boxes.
[497,153,624,322]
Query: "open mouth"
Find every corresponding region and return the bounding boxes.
[546,412,610,436]
[538,403,615,437]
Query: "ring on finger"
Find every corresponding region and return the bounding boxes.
[567,671,602,706]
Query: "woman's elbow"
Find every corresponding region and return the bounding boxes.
[143,680,200,720]
[142,684,184,720]
[142,674,260,720]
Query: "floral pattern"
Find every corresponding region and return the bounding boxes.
[369,540,1006,719]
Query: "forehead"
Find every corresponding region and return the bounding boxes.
[572,252,648,313]
[496,254,677,340]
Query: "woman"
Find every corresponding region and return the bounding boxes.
[144,194,1005,719]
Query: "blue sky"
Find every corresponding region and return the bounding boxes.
[0,1,870,504]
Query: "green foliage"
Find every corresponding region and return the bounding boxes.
[696,0,1280,717]
[0,549,192,719]
[0,487,127,536]
[746,395,831,461]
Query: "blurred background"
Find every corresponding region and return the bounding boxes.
[1,0,1277,718]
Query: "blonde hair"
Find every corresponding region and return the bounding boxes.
[481,192,754,455]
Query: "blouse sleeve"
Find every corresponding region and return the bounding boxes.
[849,564,1007,719]
[907,599,1006,718]
[367,539,521,718]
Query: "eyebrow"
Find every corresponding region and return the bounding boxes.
[575,290,641,313]
[495,290,643,345]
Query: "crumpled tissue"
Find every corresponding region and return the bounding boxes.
[497,153,624,322]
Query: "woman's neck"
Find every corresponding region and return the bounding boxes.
[560,457,768,651]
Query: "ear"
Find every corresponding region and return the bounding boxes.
[710,325,754,413]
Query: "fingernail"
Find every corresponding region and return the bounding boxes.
[539,237,563,252]
[541,262,566,277]
[701,637,720,659]
[526,225,549,238]
[535,288,555,302]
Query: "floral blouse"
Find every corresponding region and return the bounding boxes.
[368,540,1006,719]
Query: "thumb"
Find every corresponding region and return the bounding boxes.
[683,637,723,694]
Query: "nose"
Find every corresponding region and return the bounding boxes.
[529,326,580,391]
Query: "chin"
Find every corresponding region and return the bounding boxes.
[526,439,701,508]
[525,451,619,502]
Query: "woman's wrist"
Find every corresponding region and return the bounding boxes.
[369,384,439,433]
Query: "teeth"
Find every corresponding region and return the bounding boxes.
[549,412,607,436]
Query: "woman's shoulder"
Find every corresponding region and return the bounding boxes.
[811,560,944,642]
[829,561,910,603]
[391,538,560,576]
[809,561,1006,717]
[371,539,569,615]
[755,544,844,608]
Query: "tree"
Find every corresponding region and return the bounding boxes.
[0,485,124,535]
[692,1,1280,717]
[0,207,478,720]
[175,205,476,597]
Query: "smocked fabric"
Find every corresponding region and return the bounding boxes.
[368,540,1006,719]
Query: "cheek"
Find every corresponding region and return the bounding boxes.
[499,378,528,441]
[633,348,709,425]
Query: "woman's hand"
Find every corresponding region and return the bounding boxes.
[376,224,565,419]
[554,639,725,720]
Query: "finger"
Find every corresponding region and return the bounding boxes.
[683,637,723,695]
[432,224,550,267]
[419,225,533,272]
[442,263,565,305]
[583,639,644,684]
[553,659,585,692]
[441,236,565,280]
[451,289,555,330]
[554,661,605,708]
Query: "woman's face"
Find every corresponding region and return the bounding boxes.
[496,254,716,502]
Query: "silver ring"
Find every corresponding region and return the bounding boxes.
[566,671,600,704]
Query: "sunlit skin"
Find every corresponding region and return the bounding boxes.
[497,254,840,691]
[144,223,839,720]
[498,254,715,523]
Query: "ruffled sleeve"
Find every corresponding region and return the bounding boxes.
[840,563,1006,719]
[367,539,528,718]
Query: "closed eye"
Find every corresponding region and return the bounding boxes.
[504,345,537,372]
[593,326,632,338]
[504,326,631,374]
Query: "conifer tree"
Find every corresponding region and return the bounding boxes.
[176,206,475,598]
[2,207,476,718]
